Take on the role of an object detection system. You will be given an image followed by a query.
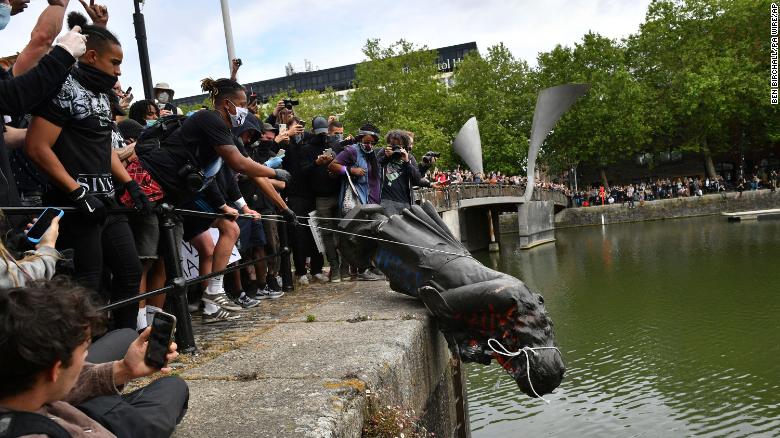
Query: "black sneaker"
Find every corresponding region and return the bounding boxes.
[266,275,281,292]
[254,286,285,300]
[234,292,260,309]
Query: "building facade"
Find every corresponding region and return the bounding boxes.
[173,42,477,108]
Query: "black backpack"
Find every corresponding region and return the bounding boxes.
[136,114,188,153]
[0,411,71,438]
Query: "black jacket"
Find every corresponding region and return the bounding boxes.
[300,134,342,197]
[0,47,76,208]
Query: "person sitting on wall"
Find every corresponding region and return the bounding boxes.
[0,279,189,437]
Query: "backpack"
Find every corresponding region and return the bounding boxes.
[0,411,70,438]
[136,114,188,152]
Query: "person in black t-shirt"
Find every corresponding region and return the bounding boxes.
[137,77,296,323]
[25,14,149,330]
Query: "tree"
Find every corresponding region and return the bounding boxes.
[627,0,776,178]
[342,39,452,166]
[260,88,346,126]
[535,32,651,187]
[447,43,536,175]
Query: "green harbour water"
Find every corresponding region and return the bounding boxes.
[468,216,780,437]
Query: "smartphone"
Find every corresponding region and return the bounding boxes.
[144,311,177,369]
[299,120,306,128]
[278,123,287,135]
[248,93,258,105]
[26,207,63,244]
[124,86,132,95]
[276,148,286,158]
[323,148,334,158]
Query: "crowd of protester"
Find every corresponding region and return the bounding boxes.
[0,3,458,435]
[425,168,571,195]
[570,172,778,207]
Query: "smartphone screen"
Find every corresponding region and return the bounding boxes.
[27,208,63,244]
[144,312,177,369]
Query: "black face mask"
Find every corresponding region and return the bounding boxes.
[258,140,275,151]
[73,63,119,95]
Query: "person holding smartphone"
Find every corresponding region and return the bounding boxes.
[0,280,189,437]
[24,13,149,330]
[0,212,60,288]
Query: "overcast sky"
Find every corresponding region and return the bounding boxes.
[2,0,651,98]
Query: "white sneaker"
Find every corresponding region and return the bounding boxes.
[202,292,242,312]
[298,275,309,286]
[312,273,329,284]
[202,307,241,324]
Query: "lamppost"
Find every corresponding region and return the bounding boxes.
[219,0,236,77]
[132,0,154,99]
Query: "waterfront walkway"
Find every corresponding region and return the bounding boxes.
[167,281,454,437]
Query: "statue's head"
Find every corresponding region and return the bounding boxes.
[456,281,564,398]
[496,284,564,397]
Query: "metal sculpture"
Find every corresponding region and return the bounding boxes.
[522,84,590,201]
[452,117,483,175]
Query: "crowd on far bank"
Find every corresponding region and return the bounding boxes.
[425,167,572,195]
[571,171,779,208]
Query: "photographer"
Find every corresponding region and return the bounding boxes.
[25,13,148,331]
[378,130,428,216]
[0,280,189,437]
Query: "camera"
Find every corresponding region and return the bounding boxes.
[178,163,205,193]
[391,145,403,160]
[422,151,440,165]
[283,98,299,110]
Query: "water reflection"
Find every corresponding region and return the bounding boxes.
[468,216,780,437]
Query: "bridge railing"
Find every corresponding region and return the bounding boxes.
[414,184,569,211]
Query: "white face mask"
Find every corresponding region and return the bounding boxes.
[0,3,11,31]
[157,91,170,103]
[226,100,248,128]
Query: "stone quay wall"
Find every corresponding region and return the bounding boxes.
[499,190,780,231]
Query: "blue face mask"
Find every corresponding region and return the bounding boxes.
[0,4,12,31]
[146,119,156,127]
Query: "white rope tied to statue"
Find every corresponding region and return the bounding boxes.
[488,338,562,404]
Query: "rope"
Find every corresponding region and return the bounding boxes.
[263,217,474,259]
[487,338,562,404]
[98,250,284,312]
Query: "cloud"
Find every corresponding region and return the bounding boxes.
[1,0,650,98]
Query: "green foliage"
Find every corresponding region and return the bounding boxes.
[342,39,452,166]
[261,88,346,126]
[448,43,536,174]
[626,0,777,175]
[178,97,211,115]
[535,32,652,180]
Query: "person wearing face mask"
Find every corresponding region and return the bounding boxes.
[25,12,149,331]
[127,99,159,127]
[238,122,294,293]
[135,77,294,322]
[153,82,179,116]
[328,123,385,281]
